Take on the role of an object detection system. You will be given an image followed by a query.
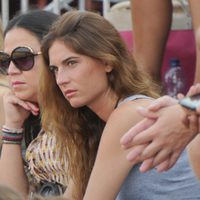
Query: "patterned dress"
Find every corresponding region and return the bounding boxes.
[25,130,68,192]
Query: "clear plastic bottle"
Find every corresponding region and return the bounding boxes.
[163,58,185,97]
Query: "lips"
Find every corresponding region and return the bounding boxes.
[11,81,25,87]
[64,89,77,98]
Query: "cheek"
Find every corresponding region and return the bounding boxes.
[25,67,40,88]
[85,73,109,93]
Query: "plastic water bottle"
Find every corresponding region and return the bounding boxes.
[163,58,185,97]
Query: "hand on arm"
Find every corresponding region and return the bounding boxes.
[120,95,178,148]
[120,95,198,173]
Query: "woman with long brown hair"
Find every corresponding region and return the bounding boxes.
[40,10,200,200]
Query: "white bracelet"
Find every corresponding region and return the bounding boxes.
[2,125,24,134]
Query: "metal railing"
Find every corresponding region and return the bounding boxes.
[0,0,117,29]
[0,0,87,29]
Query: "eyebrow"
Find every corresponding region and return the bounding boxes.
[61,56,79,65]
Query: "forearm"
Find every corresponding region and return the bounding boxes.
[0,144,29,197]
[187,134,200,179]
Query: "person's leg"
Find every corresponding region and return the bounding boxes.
[188,0,200,84]
[131,0,173,83]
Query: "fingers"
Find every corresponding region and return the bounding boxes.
[147,96,177,111]
[120,118,155,147]
[126,144,147,162]
[136,107,158,119]
[148,148,172,171]
[177,93,184,100]
[139,150,182,173]
[26,102,40,116]
[187,83,200,96]
[139,157,154,173]
[131,122,158,146]
[188,114,198,135]
[199,116,200,132]
[168,151,182,170]
[5,94,30,111]
[196,106,200,115]
[155,159,171,173]
[5,92,39,116]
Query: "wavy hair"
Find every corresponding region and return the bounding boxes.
[40,10,160,199]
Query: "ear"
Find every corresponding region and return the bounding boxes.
[105,64,113,73]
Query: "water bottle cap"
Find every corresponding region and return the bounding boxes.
[170,58,180,67]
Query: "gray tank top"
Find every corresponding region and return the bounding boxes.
[115,95,200,200]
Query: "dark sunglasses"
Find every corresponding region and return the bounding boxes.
[0,46,42,75]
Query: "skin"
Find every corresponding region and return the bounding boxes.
[185,84,200,178]
[131,0,172,83]
[188,0,200,83]
[131,0,200,84]
[120,84,200,173]
[49,40,115,117]
[0,27,40,197]
[0,75,10,129]
[5,28,42,103]
[48,40,154,199]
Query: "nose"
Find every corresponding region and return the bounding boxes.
[7,60,21,75]
[56,67,70,86]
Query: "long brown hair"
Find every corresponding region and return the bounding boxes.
[40,11,160,199]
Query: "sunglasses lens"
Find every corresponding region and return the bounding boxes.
[0,52,10,75]
[12,47,34,71]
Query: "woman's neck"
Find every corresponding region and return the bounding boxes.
[88,92,119,122]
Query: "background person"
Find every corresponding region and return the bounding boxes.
[131,0,200,84]
[0,10,69,198]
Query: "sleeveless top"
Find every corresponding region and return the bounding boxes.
[115,94,200,200]
[25,130,68,188]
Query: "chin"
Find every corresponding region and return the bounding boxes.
[15,92,37,102]
[69,100,85,108]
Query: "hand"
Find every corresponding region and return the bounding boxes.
[3,91,39,129]
[120,96,178,146]
[182,83,200,132]
[120,95,198,172]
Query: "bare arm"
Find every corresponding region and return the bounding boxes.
[185,83,200,178]
[83,99,151,200]
[0,92,39,197]
[188,0,200,83]
[131,0,172,82]
[0,144,28,197]
[120,84,200,173]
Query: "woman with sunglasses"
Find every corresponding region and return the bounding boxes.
[0,10,69,198]
[40,11,200,200]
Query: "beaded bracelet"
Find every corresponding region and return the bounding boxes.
[1,125,24,145]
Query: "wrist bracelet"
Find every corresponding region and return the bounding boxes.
[2,125,24,133]
[2,140,22,145]
[1,125,24,145]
